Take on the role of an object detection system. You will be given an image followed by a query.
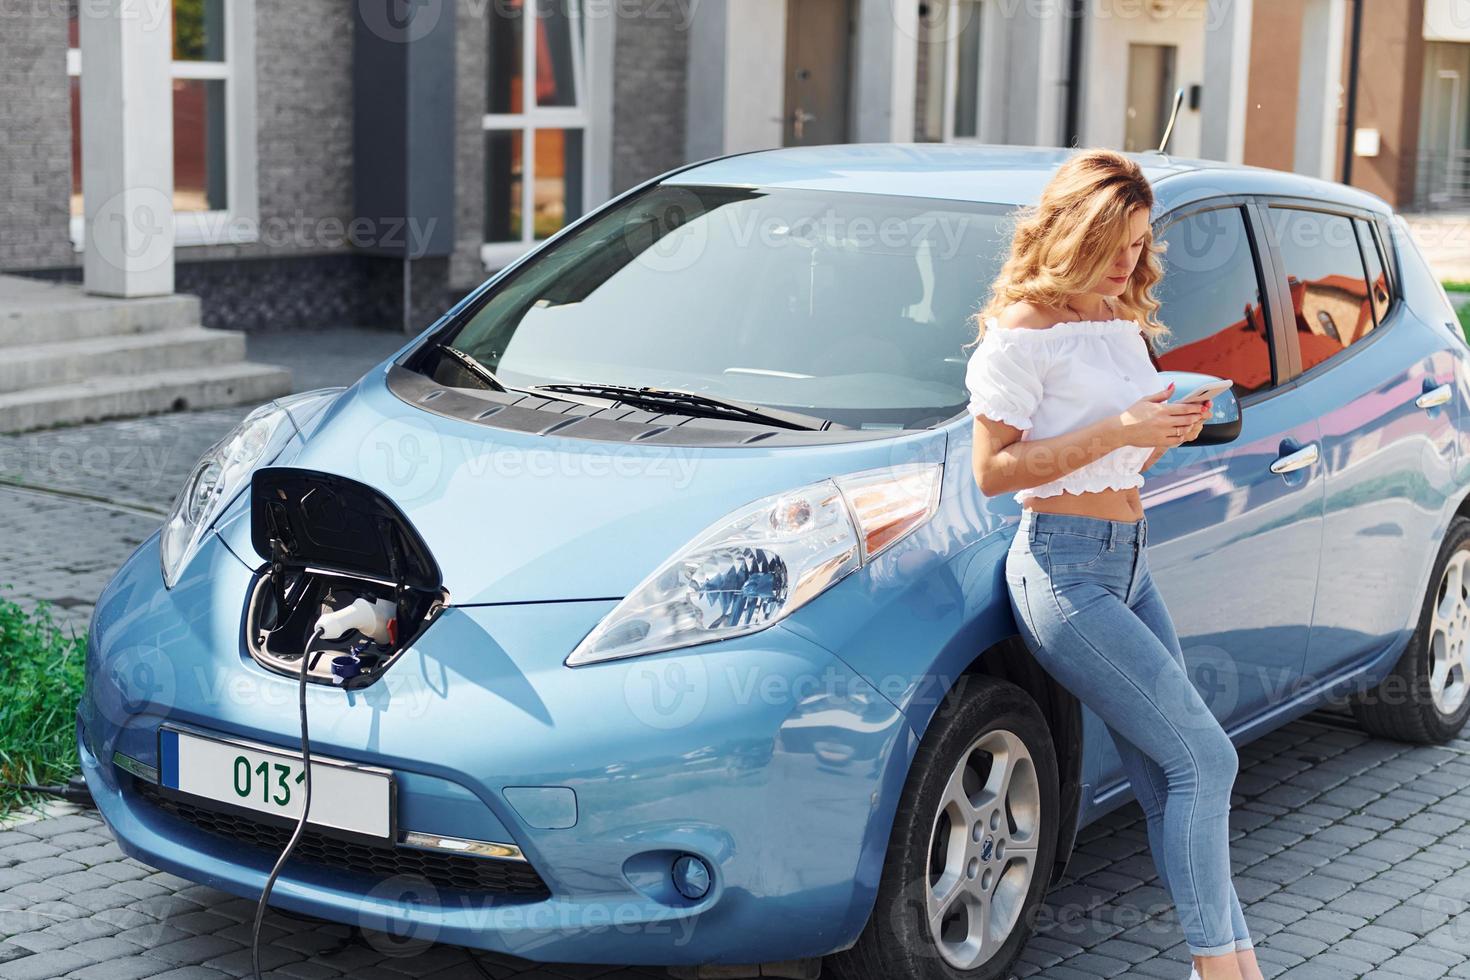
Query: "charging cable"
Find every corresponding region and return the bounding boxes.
[251,624,324,980]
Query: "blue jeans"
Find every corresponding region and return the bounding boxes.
[1005,509,1254,958]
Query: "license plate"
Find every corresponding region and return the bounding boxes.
[158,727,393,842]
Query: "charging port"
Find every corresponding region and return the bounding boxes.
[245,467,449,688]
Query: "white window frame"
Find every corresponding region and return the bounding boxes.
[481,0,599,270]
[68,0,259,250]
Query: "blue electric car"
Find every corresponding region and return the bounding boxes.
[79,145,1470,980]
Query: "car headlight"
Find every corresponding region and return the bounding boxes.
[159,388,343,588]
[565,462,943,666]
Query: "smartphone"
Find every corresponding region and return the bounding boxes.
[1177,379,1232,404]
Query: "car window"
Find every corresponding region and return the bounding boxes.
[1267,206,1376,374]
[1356,217,1392,326]
[1153,206,1274,398]
[419,184,1017,430]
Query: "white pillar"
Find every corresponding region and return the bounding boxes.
[723,0,787,151]
[853,0,918,142]
[1030,7,1067,146]
[683,0,785,157]
[984,3,1066,147]
[1293,0,1346,179]
[1199,0,1253,163]
[80,0,174,297]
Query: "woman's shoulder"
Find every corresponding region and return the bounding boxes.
[991,301,1067,332]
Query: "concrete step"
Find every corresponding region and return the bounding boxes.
[0,328,248,394]
[0,276,202,344]
[0,362,294,434]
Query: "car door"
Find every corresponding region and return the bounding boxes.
[1259,203,1462,683]
[1089,199,1325,799]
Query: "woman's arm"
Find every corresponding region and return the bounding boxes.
[972,414,1128,497]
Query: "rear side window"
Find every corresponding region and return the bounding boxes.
[1267,207,1376,373]
[1153,206,1274,398]
[1356,217,1393,326]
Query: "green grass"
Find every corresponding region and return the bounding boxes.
[0,590,86,818]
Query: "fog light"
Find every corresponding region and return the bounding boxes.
[671,854,711,900]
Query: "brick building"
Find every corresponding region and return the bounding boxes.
[2,0,1452,335]
[0,0,680,332]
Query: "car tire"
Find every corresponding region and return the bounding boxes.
[1349,513,1470,744]
[826,675,1059,980]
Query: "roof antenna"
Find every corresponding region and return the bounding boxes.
[1155,87,1185,154]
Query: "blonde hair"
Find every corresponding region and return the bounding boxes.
[967,148,1169,352]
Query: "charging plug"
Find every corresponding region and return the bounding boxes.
[314,597,397,646]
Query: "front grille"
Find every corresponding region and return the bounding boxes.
[135,780,550,899]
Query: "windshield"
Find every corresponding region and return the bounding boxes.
[423,184,1016,430]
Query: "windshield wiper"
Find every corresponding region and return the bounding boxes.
[531,382,837,431]
[434,345,510,392]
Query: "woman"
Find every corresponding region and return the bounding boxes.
[965,149,1259,980]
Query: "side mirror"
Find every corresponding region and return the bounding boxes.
[1159,371,1242,445]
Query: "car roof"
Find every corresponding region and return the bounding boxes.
[664,143,1393,217]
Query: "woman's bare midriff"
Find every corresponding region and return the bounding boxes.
[1022,486,1145,522]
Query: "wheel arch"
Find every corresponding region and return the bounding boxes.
[910,634,1086,889]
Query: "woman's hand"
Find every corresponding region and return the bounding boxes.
[1177,399,1211,444]
[1117,384,1209,448]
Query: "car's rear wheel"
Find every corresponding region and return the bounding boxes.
[827,675,1059,980]
[1350,514,1470,744]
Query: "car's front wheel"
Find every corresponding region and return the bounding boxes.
[1350,513,1470,744]
[827,675,1059,980]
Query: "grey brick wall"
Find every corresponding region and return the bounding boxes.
[611,2,691,195]
[0,6,75,271]
[200,0,355,263]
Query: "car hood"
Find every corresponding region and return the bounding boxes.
[216,371,948,604]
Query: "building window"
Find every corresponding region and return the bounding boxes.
[915,0,985,142]
[483,0,589,268]
[68,0,258,247]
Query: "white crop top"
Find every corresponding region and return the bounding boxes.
[964,316,1165,504]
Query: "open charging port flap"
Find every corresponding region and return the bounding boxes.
[246,467,449,688]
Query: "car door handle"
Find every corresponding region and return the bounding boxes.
[1269,442,1319,475]
[1416,382,1453,410]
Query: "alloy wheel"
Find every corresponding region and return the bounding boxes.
[1431,548,1470,716]
[925,728,1042,970]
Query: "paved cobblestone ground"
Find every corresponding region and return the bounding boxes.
[2,329,1469,979]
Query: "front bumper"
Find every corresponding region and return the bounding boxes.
[80,530,916,965]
